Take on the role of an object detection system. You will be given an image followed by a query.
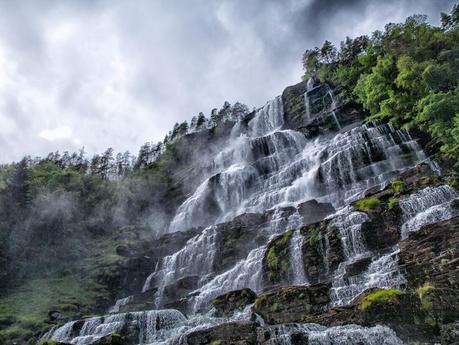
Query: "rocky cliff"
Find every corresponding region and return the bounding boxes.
[9,79,459,345]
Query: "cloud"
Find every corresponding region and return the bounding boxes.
[39,126,73,142]
[0,0,455,162]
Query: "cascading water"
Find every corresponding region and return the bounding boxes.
[289,229,308,285]
[44,310,187,345]
[329,209,405,306]
[399,184,458,238]
[44,86,440,344]
[142,225,218,308]
[259,323,404,345]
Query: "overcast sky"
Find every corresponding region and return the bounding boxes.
[0,0,455,162]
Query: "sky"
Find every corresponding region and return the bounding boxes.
[0,0,455,163]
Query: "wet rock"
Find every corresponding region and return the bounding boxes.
[263,230,294,287]
[343,256,372,280]
[360,205,402,251]
[253,284,330,324]
[212,288,257,317]
[441,322,459,345]
[163,276,200,308]
[91,333,125,345]
[213,213,269,273]
[301,221,344,284]
[399,216,459,290]
[184,321,257,345]
[297,200,335,226]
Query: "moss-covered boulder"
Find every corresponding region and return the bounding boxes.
[301,221,344,284]
[262,230,294,286]
[253,284,330,324]
[212,288,257,317]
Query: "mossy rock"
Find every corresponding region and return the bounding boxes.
[263,230,294,285]
[354,197,381,212]
[360,288,404,311]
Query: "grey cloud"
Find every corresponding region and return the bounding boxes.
[0,0,455,162]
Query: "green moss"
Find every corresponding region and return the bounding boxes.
[447,178,458,189]
[387,197,399,209]
[271,302,282,312]
[390,180,405,194]
[211,341,221,345]
[360,288,404,311]
[265,230,293,284]
[355,197,381,212]
[417,282,435,311]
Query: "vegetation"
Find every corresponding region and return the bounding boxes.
[360,288,404,310]
[265,230,293,284]
[355,197,381,212]
[387,197,399,209]
[303,4,459,167]
[391,180,406,194]
[417,282,435,311]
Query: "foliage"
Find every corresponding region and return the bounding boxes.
[360,288,404,310]
[302,4,459,166]
[387,197,399,209]
[265,230,293,284]
[417,282,435,311]
[391,180,406,194]
[355,197,381,212]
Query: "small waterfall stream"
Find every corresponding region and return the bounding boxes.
[399,184,458,238]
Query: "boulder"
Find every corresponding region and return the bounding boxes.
[297,200,335,226]
[212,288,257,317]
[253,284,330,324]
[360,204,402,251]
[301,221,344,284]
[184,321,258,345]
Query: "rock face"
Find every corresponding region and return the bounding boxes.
[442,322,459,345]
[184,321,258,345]
[399,216,459,290]
[253,284,330,324]
[212,288,257,317]
[301,221,344,284]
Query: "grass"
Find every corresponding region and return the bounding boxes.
[417,282,435,311]
[355,197,381,212]
[360,288,404,311]
[0,231,123,344]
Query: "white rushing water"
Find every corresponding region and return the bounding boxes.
[260,323,404,345]
[45,86,445,345]
[400,184,458,238]
[44,309,187,345]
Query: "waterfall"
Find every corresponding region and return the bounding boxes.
[141,225,217,309]
[44,310,187,345]
[259,323,404,345]
[333,211,369,260]
[108,295,133,313]
[399,185,458,238]
[289,229,308,285]
[328,209,406,306]
[170,97,428,233]
[330,247,406,307]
